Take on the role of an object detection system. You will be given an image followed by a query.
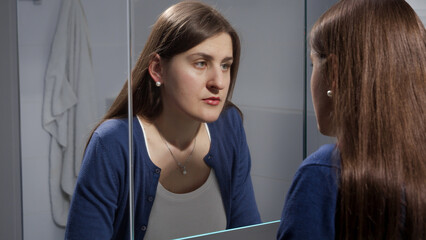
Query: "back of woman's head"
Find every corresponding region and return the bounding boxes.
[107,1,241,121]
[310,0,426,239]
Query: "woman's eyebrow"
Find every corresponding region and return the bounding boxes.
[188,52,213,61]
[188,52,233,62]
[222,56,234,62]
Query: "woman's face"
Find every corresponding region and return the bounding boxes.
[160,32,233,123]
[310,50,334,136]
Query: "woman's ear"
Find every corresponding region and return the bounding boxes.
[148,53,163,84]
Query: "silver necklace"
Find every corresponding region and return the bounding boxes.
[160,134,196,175]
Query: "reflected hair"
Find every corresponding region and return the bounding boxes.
[105,0,241,122]
[310,0,426,239]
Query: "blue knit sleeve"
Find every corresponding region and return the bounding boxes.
[65,121,128,240]
[228,108,262,228]
[277,144,339,240]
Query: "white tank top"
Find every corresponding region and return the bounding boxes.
[139,121,227,239]
[143,169,227,239]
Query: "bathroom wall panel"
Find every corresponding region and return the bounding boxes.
[90,45,128,117]
[17,1,128,239]
[243,107,303,182]
[251,175,293,222]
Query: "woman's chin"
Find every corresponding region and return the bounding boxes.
[198,115,220,123]
[194,108,224,123]
[317,124,335,137]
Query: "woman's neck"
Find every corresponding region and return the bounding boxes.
[153,111,201,150]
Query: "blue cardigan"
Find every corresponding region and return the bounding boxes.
[277,144,340,239]
[65,107,261,240]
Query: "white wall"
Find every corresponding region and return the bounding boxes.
[17,0,127,239]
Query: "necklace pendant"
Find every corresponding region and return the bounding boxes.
[159,130,196,177]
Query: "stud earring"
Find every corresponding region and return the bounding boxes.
[327,90,333,97]
[155,81,161,87]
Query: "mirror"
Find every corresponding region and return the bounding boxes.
[128,0,337,238]
[12,0,424,239]
[130,2,305,232]
[15,0,333,239]
[15,0,329,239]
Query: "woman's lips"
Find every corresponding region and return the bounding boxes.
[203,97,221,106]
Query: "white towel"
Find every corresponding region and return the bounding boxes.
[42,0,97,227]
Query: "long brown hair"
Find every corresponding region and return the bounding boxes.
[87,1,241,146]
[310,0,426,239]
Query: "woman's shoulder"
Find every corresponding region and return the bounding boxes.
[278,144,339,240]
[301,144,340,170]
[289,144,340,202]
[94,118,128,136]
[82,119,129,173]
[90,118,129,146]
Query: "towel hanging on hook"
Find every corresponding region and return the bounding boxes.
[42,0,97,227]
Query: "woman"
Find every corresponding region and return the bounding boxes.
[277,0,425,239]
[65,1,261,239]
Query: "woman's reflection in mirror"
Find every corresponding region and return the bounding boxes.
[65,1,261,239]
[278,0,426,239]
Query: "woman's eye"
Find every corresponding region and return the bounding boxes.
[221,63,231,71]
[195,61,207,68]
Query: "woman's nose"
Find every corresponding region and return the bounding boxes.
[207,66,225,91]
